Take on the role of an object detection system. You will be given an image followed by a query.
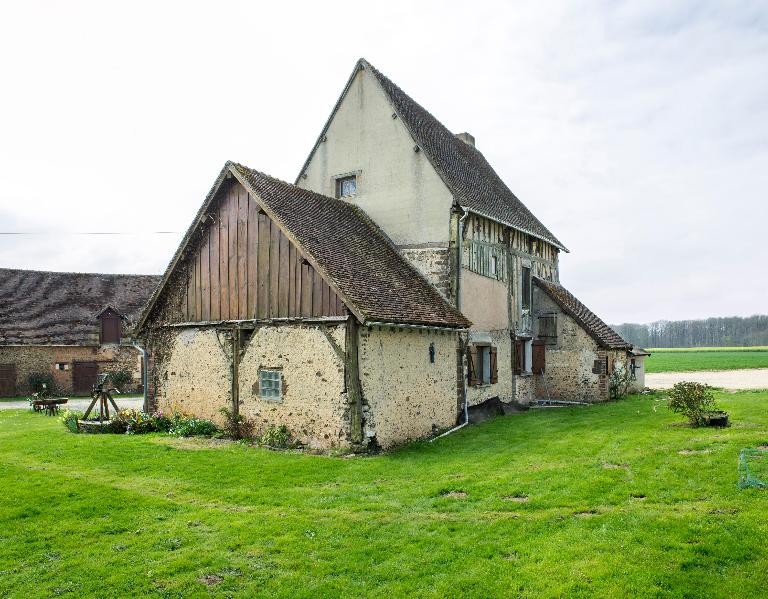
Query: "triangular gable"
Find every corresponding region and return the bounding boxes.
[296,58,567,252]
[137,163,359,330]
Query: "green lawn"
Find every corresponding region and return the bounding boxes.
[2,393,768,597]
[645,348,768,373]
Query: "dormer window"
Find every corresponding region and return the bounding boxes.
[100,310,121,344]
[336,175,357,198]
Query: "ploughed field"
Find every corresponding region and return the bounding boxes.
[645,347,768,373]
[2,393,768,597]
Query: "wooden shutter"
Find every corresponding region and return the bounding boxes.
[467,346,479,386]
[100,314,121,344]
[489,346,498,384]
[514,340,523,375]
[532,340,545,374]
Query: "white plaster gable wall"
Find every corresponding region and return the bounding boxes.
[298,67,455,247]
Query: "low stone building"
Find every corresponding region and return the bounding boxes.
[532,278,633,402]
[137,164,470,450]
[0,268,160,396]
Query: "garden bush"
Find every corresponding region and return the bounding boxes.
[219,407,255,440]
[28,372,55,394]
[259,424,291,448]
[168,414,219,437]
[107,369,133,392]
[60,410,82,434]
[667,381,718,426]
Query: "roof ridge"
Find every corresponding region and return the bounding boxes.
[362,60,567,251]
[0,267,160,278]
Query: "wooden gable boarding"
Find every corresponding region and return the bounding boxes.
[181,180,347,322]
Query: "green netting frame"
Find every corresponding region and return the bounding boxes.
[738,448,768,489]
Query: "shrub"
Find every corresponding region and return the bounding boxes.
[260,424,291,448]
[111,409,157,435]
[107,370,133,392]
[60,410,82,434]
[608,363,632,400]
[169,414,218,437]
[667,382,718,426]
[28,372,54,394]
[219,407,255,440]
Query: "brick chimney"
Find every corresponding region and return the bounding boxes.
[455,132,475,147]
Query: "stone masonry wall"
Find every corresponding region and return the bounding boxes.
[359,326,458,448]
[151,328,231,422]
[0,345,143,395]
[398,246,451,300]
[530,287,629,403]
[238,324,349,450]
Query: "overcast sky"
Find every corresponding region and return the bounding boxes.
[1,1,766,324]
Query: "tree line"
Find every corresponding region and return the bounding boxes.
[612,315,768,348]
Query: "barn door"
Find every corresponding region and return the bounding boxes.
[0,364,16,397]
[73,361,98,395]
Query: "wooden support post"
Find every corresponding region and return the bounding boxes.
[231,327,240,418]
[345,317,363,445]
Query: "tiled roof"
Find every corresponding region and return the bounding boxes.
[0,268,160,345]
[299,58,566,251]
[230,163,471,329]
[534,277,631,350]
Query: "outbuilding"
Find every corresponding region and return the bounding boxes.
[137,163,470,450]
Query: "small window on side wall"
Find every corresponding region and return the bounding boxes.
[521,266,531,310]
[467,344,497,386]
[336,175,357,198]
[258,369,282,401]
[538,315,557,342]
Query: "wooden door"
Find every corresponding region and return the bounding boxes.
[73,361,97,395]
[0,364,16,397]
[532,340,546,375]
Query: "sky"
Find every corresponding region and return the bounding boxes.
[0,1,766,324]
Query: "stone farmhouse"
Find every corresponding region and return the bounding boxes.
[0,268,160,396]
[138,58,641,450]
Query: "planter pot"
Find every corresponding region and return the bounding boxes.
[705,411,729,427]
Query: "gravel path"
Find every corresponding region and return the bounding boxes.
[646,368,768,390]
[0,396,145,411]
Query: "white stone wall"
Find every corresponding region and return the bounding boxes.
[153,328,231,421]
[238,324,348,449]
[359,326,458,448]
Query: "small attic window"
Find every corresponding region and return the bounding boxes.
[336,175,357,198]
[100,312,121,344]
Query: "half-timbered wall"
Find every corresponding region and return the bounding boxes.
[181,181,347,322]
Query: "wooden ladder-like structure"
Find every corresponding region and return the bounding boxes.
[82,373,121,422]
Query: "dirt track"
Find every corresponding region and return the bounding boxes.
[646,368,768,390]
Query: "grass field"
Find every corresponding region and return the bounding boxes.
[645,347,768,373]
[2,393,768,597]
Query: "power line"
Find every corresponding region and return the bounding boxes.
[0,231,181,236]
